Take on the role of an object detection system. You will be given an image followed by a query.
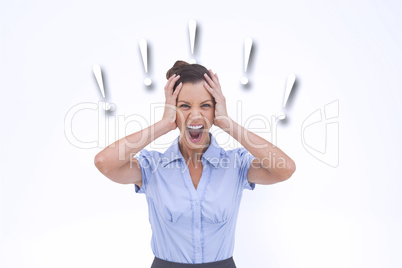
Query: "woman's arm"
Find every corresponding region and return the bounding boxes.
[220,117,295,184]
[94,74,183,184]
[94,119,172,181]
[203,70,295,185]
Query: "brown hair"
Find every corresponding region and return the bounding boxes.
[166,60,213,92]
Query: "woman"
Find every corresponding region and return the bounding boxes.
[94,61,296,267]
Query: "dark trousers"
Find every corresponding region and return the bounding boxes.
[151,256,236,268]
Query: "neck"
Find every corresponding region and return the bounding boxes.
[179,136,211,166]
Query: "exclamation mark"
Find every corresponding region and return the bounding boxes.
[139,39,152,86]
[277,74,296,120]
[188,20,197,64]
[93,64,112,111]
[241,37,253,85]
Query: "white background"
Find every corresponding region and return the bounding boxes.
[1,0,401,267]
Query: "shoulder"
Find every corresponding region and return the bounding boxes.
[207,147,254,169]
[134,148,164,166]
[222,147,253,161]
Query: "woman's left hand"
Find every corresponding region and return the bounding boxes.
[203,70,231,129]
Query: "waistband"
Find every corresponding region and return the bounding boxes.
[151,256,236,268]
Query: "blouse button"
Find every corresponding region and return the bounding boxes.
[195,223,199,228]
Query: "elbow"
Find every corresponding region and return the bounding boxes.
[278,158,296,182]
[284,159,296,181]
[94,154,109,175]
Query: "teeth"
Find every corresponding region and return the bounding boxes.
[187,125,203,129]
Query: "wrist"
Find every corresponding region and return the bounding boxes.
[160,118,176,132]
[214,115,233,131]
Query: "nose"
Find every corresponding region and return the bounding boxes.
[188,108,204,122]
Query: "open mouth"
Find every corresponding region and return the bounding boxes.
[186,124,204,143]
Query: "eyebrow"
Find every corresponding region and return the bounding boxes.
[177,100,213,104]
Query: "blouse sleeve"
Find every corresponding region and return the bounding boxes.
[133,149,153,194]
[236,147,256,191]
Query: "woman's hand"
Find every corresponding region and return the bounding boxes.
[203,70,231,129]
[162,74,183,131]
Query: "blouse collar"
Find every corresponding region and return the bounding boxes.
[162,132,223,168]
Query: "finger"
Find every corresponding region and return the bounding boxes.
[208,69,219,85]
[167,74,177,83]
[203,81,216,97]
[166,74,180,92]
[173,82,183,97]
[171,74,181,86]
[212,73,221,90]
[166,74,179,87]
[204,73,216,88]
[208,70,223,95]
[165,74,176,90]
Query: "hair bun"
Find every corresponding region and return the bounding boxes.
[166,60,190,79]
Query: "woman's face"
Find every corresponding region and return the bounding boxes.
[176,81,215,150]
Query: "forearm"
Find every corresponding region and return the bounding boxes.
[219,116,295,177]
[94,119,172,173]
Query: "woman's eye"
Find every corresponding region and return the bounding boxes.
[202,104,211,107]
[180,104,189,108]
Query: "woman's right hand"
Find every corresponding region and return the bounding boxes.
[162,74,183,131]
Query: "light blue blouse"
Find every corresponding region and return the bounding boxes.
[134,132,256,264]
